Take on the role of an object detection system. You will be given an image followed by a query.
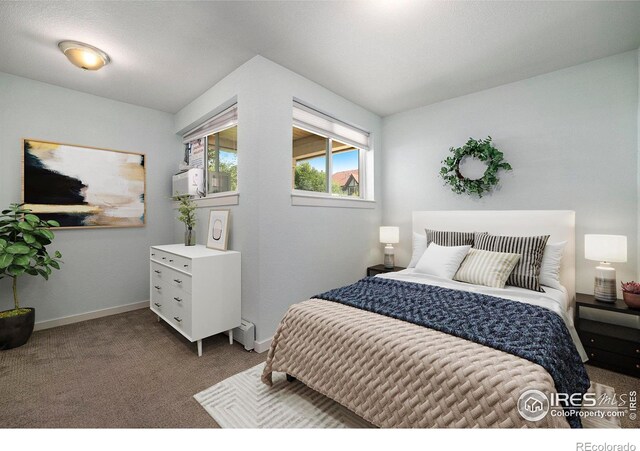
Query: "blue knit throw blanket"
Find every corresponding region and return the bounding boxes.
[315,277,590,428]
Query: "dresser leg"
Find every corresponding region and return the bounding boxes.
[197,339,202,357]
[229,329,233,345]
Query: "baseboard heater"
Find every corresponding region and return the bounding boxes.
[225,319,255,351]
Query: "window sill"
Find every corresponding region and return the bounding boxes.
[172,191,239,209]
[291,191,376,209]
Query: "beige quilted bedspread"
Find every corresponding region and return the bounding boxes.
[262,299,569,428]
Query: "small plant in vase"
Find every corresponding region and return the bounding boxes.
[0,203,63,350]
[621,281,640,309]
[174,194,196,246]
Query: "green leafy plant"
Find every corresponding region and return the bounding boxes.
[0,203,62,318]
[440,136,512,198]
[294,162,326,192]
[173,194,196,228]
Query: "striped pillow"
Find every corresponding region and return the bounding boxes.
[474,234,550,292]
[454,249,521,288]
[425,229,486,247]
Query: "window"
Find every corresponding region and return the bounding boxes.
[292,101,370,200]
[183,103,238,197]
[207,126,237,194]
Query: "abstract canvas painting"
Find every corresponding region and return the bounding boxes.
[23,140,146,228]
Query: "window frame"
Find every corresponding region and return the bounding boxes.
[204,124,238,195]
[182,103,239,207]
[291,101,373,207]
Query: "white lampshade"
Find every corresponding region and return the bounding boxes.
[379,226,399,244]
[584,234,627,263]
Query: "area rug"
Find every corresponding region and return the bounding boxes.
[194,363,620,429]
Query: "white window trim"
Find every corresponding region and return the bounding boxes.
[182,101,238,202]
[292,100,374,207]
[172,191,239,209]
[291,191,375,209]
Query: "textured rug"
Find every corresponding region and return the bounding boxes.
[195,363,621,429]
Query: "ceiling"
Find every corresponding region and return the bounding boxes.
[1,1,639,117]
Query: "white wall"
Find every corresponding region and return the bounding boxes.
[174,56,383,342]
[382,51,639,298]
[0,72,179,323]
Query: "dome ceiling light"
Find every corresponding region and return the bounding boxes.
[58,40,110,71]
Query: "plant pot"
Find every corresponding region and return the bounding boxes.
[622,291,640,310]
[0,308,35,350]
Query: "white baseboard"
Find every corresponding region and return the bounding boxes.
[253,336,272,353]
[33,301,149,331]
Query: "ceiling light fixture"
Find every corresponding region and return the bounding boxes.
[58,40,110,71]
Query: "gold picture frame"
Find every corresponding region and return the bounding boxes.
[22,139,146,229]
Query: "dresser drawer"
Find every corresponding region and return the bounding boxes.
[168,272,192,294]
[150,284,170,317]
[171,290,191,323]
[150,249,191,273]
[585,346,640,377]
[167,308,192,336]
[579,331,640,357]
[151,262,171,282]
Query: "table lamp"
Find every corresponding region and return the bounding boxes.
[380,226,400,269]
[584,234,627,303]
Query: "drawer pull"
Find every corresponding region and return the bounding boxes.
[637,364,639,369]
[151,253,156,256]
[174,297,182,302]
[153,302,161,307]
[589,339,595,343]
[161,257,166,260]
[589,353,595,358]
[154,285,161,290]
[173,316,182,323]
[184,264,189,268]
[169,259,173,262]
[154,270,161,274]
[636,349,639,354]
[174,279,182,284]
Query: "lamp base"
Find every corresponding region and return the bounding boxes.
[383,244,395,269]
[594,263,617,303]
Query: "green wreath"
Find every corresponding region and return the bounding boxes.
[439,136,512,198]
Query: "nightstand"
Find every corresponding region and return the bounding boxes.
[575,293,640,378]
[367,264,406,277]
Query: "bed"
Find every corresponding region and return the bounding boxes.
[262,210,589,428]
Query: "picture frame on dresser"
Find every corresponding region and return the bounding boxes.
[206,209,230,251]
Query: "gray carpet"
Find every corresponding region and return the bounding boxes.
[0,308,264,428]
[1,308,637,428]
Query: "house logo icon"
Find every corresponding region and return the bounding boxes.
[517,389,550,421]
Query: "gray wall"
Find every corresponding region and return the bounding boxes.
[382,51,639,298]
[0,72,179,322]
[174,56,383,342]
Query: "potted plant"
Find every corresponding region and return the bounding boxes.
[621,281,640,310]
[0,203,63,350]
[174,194,196,246]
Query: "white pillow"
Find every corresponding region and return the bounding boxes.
[539,241,566,290]
[408,232,427,268]
[414,243,471,280]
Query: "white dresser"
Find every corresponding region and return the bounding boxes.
[149,244,241,356]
